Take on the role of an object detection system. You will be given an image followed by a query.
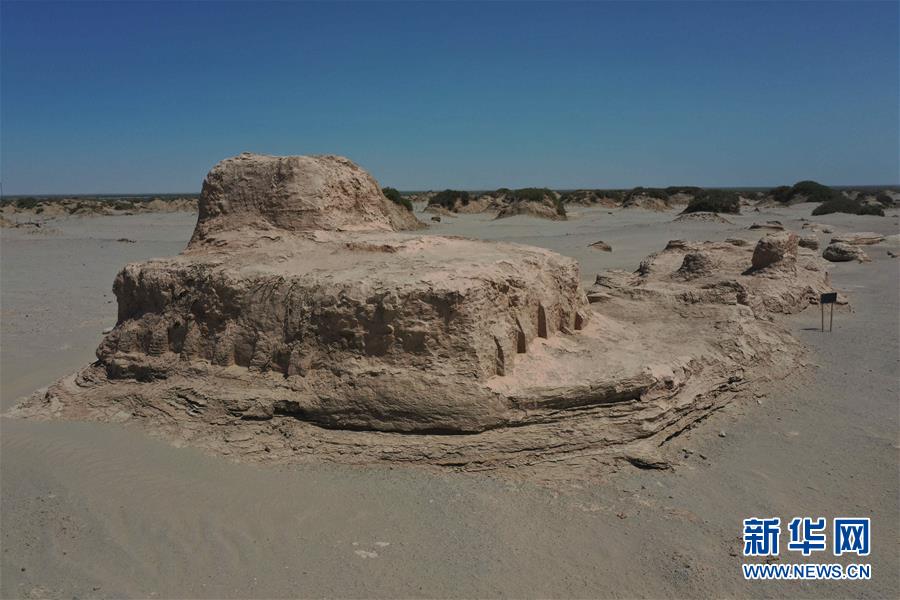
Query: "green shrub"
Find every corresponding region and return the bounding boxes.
[770,185,793,203]
[507,187,554,203]
[681,189,740,214]
[596,189,624,201]
[626,187,669,201]
[558,190,588,205]
[665,186,702,196]
[14,197,39,210]
[382,187,412,211]
[792,180,840,202]
[812,196,884,217]
[773,180,842,204]
[555,197,567,217]
[429,189,470,210]
[875,192,894,207]
[504,188,563,215]
[857,203,886,216]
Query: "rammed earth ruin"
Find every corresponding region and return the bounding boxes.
[15,153,837,476]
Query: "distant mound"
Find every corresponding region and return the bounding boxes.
[680,190,740,215]
[494,188,566,220]
[812,196,885,217]
[771,180,843,205]
[621,187,671,210]
[621,186,700,211]
[0,195,198,218]
[559,190,623,207]
[426,189,471,213]
[673,211,734,224]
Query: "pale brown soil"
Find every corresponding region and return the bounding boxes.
[1,204,898,598]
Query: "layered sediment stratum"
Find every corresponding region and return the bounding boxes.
[20,153,592,434]
[15,153,836,478]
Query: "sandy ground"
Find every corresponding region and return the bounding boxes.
[1,206,898,598]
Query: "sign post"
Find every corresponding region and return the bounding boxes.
[820,292,837,332]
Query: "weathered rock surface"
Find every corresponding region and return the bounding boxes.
[823,242,870,263]
[495,198,565,221]
[830,232,885,246]
[622,194,669,211]
[751,231,798,270]
[426,190,566,220]
[20,154,596,435]
[674,251,715,279]
[597,236,831,317]
[13,155,834,479]
[192,153,421,242]
[749,220,784,231]
[798,235,819,250]
[560,190,620,207]
[802,222,834,234]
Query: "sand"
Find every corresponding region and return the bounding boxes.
[1,204,898,598]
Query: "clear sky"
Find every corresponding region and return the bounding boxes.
[1,1,898,194]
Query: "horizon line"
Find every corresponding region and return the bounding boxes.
[3,183,900,198]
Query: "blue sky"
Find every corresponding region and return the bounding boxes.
[1,1,897,194]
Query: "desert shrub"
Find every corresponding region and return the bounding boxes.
[555,197,567,217]
[875,192,894,207]
[857,203,886,216]
[681,189,740,214]
[774,180,842,204]
[665,186,702,196]
[812,196,884,217]
[770,185,792,203]
[114,201,134,210]
[382,187,412,211]
[505,188,563,215]
[507,188,554,203]
[429,189,470,210]
[792,180,840,202]
[14,197,39,210]
[557,190,587,203]
[558,190,604,204]
[626,187,669,201]
[594,189,624,201]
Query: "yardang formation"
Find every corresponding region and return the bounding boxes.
[15,153,838,480]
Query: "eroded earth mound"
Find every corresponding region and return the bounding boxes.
[594,233,831,317]
[14,154,838,480]
[17,154,593,436]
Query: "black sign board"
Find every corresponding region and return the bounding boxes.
[820,292,837,332]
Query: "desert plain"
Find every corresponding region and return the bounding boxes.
[1,180,898,598]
